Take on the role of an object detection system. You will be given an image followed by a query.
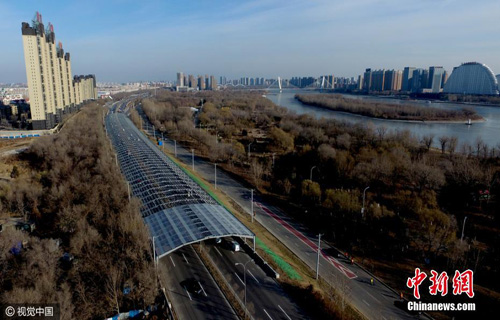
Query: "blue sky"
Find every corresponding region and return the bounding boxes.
[1,0,499,83]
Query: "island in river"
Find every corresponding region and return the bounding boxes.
[295,94,485,123]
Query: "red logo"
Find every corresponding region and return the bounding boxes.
[407,268,474,299]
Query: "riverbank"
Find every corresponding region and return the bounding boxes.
[295,93,484,122]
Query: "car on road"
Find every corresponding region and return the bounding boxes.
[215,237,222,244]
[230,240,240,252]
[182,278,203,295]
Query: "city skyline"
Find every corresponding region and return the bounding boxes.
[1,0,499,83]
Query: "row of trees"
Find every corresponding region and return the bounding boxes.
[139,90,500,301]
[296,93,482,121]
[0,103,156,319]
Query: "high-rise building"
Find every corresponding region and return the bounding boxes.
[371,70,385,91]
[357,75,363,90]
[410,68,429,93]
[198,75,205,90]
[177,72,184,87]
[363,68,372,91]
[383,70,402,91]
[22,12,96,129]
[401,67,416,92]
[210,75,217,90]
[429,66,445,93]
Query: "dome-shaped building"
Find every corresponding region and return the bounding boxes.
[443,62,499,95]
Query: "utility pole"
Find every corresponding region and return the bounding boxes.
[316,233,323,280]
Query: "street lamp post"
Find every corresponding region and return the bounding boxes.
[152,236,158,287]
[214,164,217,190]
[235,259,254,315]
[248,142,253,158]
[310,166,317,181]
[461,216,468,242]
[316,233,323,280]
[250,189,254,223]
[361,186,370,217]
[191,149,195,171]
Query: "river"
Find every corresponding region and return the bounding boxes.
[265,89,500,148]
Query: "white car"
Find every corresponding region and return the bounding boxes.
[230,241,240,252]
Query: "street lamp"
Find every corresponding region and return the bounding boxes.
[235,259,254,314]
[214,163,217,190]
[310,166,317,181]
[191,149,195,171]
[248,142,253,158]
[361,186,370,217]
[250,189,254,223]
[316,233,323,280]
[152,236,158,287]
[461,216,468,242]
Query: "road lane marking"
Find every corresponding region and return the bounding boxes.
[214,247,223,257]
[235,272,245,286]
[198,281,208,297]
[255,201,357,279]
[263,308,274,320]
[169,256,176,267]
[363,299,370,306]
[248,270,259,284]
[184,287,192,301]
[182,253,190,264]
[278,305,292,320]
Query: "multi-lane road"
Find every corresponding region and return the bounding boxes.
[204,238,307,320]
[107,101,306,320]
[140,109,424,320]
[161,245,238,320]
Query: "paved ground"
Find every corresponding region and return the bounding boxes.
[204,238,307,320]
[161,245,239,320]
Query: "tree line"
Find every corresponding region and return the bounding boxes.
[0,103,156,319]
[296,93,482,121]
[139,89,500,312]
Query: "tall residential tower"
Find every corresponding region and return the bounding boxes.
[22,12,96,129]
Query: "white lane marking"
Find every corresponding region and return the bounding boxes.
[263,308,274,320]
[170,256,176,267]
[247,270,259,284]
[382,317,388,320]
[363,299,370,306]
[184,287,192,301]
[278,305,292,320]
[182,253,190,264]
[214,247,223,257]
[199,281,208,297]
[235,272,245,286]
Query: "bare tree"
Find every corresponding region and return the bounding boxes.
[439,136,449,154]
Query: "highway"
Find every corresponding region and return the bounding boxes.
[141,114,423,320]
[203,238,307,320]
[161,245,238,320]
